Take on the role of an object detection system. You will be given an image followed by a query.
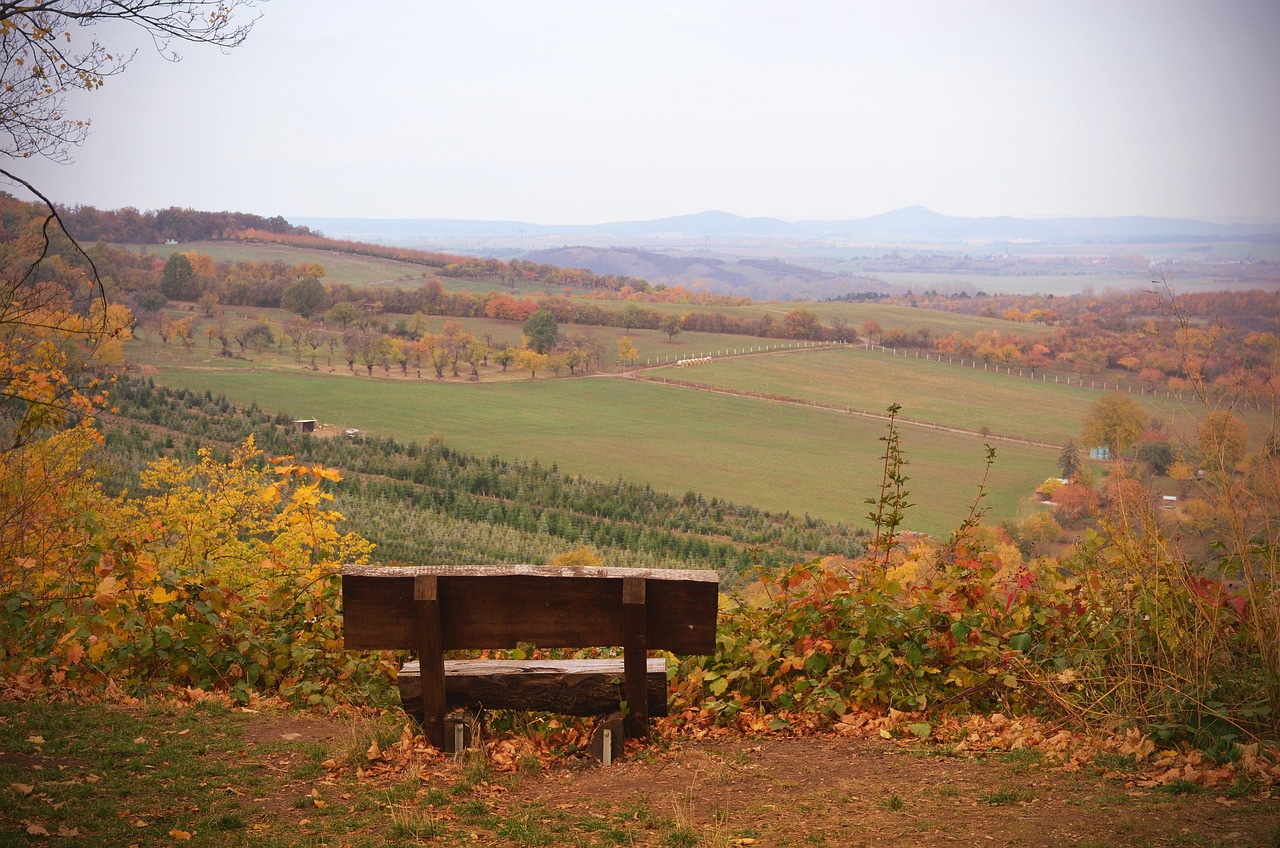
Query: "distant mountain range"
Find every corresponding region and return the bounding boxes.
[291,206,1278,246]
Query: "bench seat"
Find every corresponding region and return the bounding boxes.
[398,657,669,717]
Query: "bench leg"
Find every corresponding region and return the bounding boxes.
[415,575,447,750]
[623,577,649,740]
[590,711,625,764]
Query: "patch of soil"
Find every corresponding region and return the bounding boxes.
[231,710,351,819]
[233,708,1280,846]
[511,735,1280,847]
[237,711,346,748]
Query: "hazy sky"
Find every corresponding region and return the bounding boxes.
[9,1,1280,224]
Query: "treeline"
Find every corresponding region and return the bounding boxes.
[58,204,312,243]
[913,288,1280,395]
[100,378,867,578]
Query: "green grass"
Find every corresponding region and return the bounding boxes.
[646,346,1215,447]
[139,352,1058,535]
[978,787,1033,805]
[0,700,671,848]
[0,699,271,846]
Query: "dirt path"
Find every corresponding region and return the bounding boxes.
[241,709,1279,847]
[508,735,1277,847]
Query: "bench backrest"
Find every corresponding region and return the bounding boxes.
[342,564,718,655]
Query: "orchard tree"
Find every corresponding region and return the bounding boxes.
[617,336,638,366]
[325,301,362,329]
[1080,393,1147,456]
[660,314,682,341]
[523,308,558,354]
[281,277,328,318]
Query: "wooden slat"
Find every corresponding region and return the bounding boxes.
[398,658,669,717]
[342,566,717,654]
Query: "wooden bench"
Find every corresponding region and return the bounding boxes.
[341,564,719,754]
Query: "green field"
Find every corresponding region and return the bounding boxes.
[137,354,1058,537]
[645,346,1208,446]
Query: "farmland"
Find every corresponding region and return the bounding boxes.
[130,331,1059,536]
[642,346,1214,446]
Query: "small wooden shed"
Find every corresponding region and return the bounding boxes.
[293,419,317,433]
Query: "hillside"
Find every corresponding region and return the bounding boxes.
[519,245,887,300]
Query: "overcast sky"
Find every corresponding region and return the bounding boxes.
[10,1,1280,224]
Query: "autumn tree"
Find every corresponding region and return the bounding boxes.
[196,290,220,317]
[783,308,821,340]
[517,348,546,379]
[660,314,682,341]
[1080,393,1147,456]
[421,332,450,379]
[1197,410,1248,471]
[0,2,259,172]
[617,336,638,366]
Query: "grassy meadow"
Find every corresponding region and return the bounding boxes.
[646,346,1212,447]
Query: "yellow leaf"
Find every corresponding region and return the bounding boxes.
[170,828,193,840]
[94,575,120,606]
[151,586,179,605]
[11,783,34,795]
[87,640,111,662]
[27,736,45,745]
